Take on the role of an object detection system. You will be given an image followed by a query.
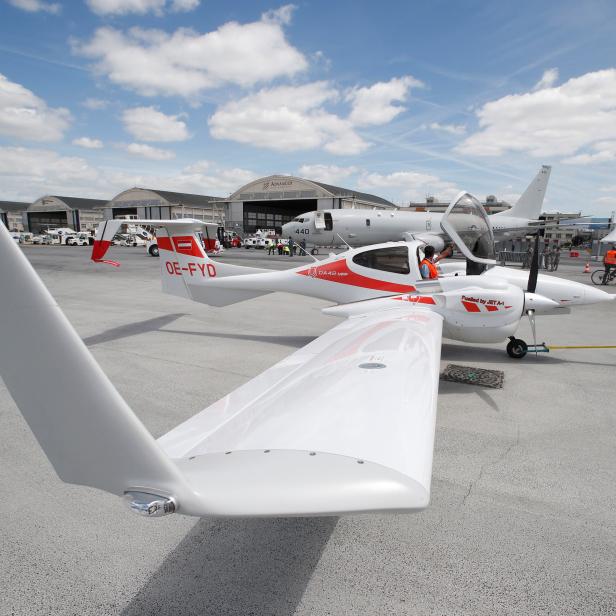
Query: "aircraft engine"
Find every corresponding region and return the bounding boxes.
[412,233,445,252]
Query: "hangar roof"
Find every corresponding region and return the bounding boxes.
[309,180,394,207]
[0,200,29,213]
[29,196,109,211]
[144,189,221,206]
[228,175,395,208]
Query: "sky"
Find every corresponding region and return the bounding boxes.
[0,0,615,215]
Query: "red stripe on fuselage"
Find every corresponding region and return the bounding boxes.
[392,295,436,304]
[462,301,481,312]
[297,259,416,294]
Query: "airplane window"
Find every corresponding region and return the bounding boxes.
[366,219,371,227]
[324,212,333,231]
[352,246,410,274]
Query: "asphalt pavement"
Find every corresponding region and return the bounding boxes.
[1,245,614,616]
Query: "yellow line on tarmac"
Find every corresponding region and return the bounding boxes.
[547,345,616,349]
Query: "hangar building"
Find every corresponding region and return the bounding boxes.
[26,195,107,233]
[0,201,29,232]
[220,175,395,234]
[102,188,223,222]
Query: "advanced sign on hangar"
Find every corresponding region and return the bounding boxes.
[218,175,395,234]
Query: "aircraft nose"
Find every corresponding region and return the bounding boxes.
[583,285,615,304]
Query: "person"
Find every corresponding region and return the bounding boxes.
[603,244,616,284]
[287,236,295,256]
[267,238,276,255]
[283,243,290,256]
[277,240,283,255]
[299,237,307,255]
[419,244,452,279]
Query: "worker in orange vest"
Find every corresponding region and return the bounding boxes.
[603,244,616,284]
[420,244,452,279]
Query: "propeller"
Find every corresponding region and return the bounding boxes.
[525,234,541,356]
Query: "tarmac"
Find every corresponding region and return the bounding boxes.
[1,245,615,616]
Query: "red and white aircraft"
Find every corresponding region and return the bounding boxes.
[0,193,612,520]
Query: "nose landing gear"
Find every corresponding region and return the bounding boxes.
[506,336,528,359]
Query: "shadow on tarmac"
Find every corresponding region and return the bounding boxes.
[161,329,318,349]
[122,516,337,616]
[83,313,187,346]
[441,342,615,368]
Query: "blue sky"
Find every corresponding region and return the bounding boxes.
[1,0,615,215]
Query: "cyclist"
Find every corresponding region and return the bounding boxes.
[603,244,616,284]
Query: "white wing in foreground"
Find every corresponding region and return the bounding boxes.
[0,223,442,517]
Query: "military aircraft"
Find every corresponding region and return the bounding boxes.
[282,166,551,252]
[0,193,611,521]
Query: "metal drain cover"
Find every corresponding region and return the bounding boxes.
[440,364,504,389]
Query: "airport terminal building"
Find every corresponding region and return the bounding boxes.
[219,175,395,234]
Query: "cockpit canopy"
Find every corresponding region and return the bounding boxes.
[440,192,496,273]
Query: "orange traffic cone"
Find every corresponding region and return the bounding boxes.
[583,262,590,273]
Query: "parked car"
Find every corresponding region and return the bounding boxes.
[66,233,91,246]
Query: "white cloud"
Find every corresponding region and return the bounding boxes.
[122,106,189,142]
[458,69,616,158]
[85,0,199,16]
[125,143,175,160]
[0,73,71,141]
[347,76,421,126]
[73,137,103,149]
[7,0,60,13]
[596,196,616,204]
[428,122,466,135]
[170,0,199,11]
[298,164,358,185]
[74,9,307,98]
[533,68,559,90]
[262,4,296,25]
[0,147,98,194]
[563,140,616,165]
[209,82,369,155]
[0,147,257,200]
[82,98,108,110]
[357,170,460,203]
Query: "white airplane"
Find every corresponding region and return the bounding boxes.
[0,193,611,521]
[282,166,551,251]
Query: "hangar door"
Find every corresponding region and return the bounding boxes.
[243,199,317,234]
[28,211,70,233]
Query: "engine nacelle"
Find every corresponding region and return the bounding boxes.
[435,284,524,343]
[411,233,445,252]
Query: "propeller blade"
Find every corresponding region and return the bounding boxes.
[527,233,540,293]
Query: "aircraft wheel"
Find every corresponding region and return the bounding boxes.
[311,248,319,255]
[506,337,528,359]
[149,245,159,257]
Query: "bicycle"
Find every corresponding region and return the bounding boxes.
[591,267,616,285]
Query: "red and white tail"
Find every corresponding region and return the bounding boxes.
[91,219,271,306]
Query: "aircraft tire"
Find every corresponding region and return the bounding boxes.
[149,245,159,257]
[506,337,528,359]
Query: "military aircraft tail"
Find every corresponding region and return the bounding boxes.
[500,165,551,220]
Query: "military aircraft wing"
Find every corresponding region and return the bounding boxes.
[0,221,443,517]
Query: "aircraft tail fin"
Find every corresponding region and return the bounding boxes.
[502,165,551,220]
[91,219,270,306]
[0,222,192,502]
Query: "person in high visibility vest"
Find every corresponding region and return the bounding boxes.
[603,244,616,284]
[420,244,453,279]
